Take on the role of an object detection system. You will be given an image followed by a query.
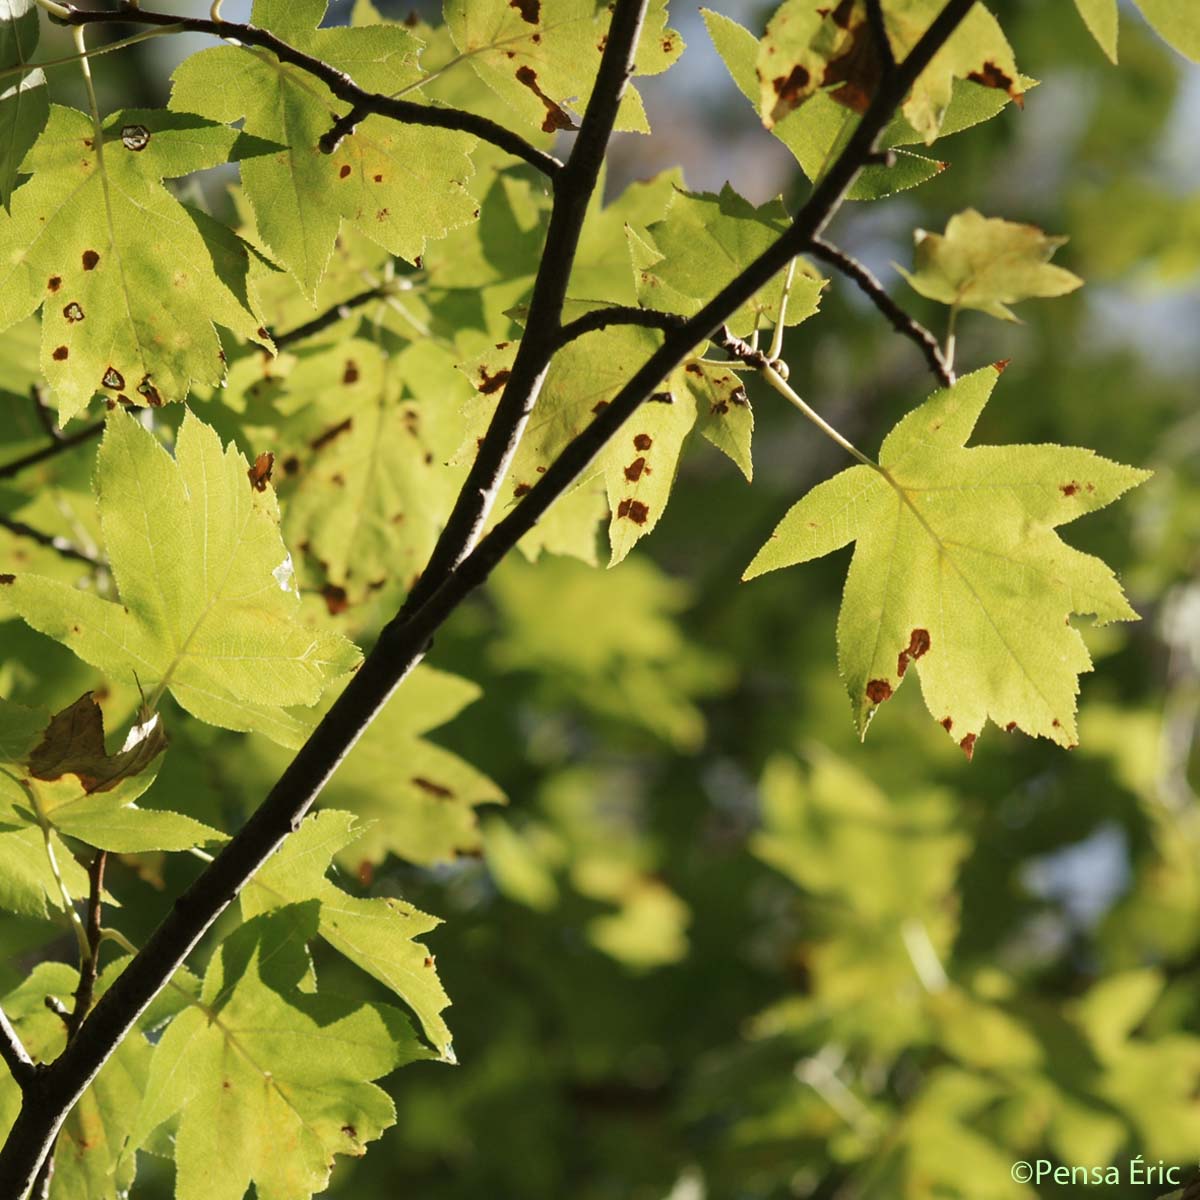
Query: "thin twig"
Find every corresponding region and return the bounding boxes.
[66,851,107,1040]
[272,286,391,349]
[0,422,103,481]
[56,3,563,178]
[808,238,955,387]
[0,1008,36,1089]
[31,388,63,443]
[554,305,686,348]
[0,514,105,569]
[0,4,982,1192]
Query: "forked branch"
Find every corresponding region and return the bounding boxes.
[55,2,563,177]
[0,2,981,1193]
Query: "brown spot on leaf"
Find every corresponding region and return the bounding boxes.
[412,776,454,798]
[866,679,892,704]
[897,628,931,677]
[423,955,435,968]
[941,716,953,732]
[478,366,510,394]
[968,61,1020,103]
[633,433,652,451]
[1005,721,1017,732]
[1051,718,1061,728]
[341,1124,358,1140]
[341,360,360,385]
[102,367,124,390]
[137,376,163,406]
[819,13,881,113]
[514,65,575,132]
[0,574,13,585]
[373,173,383,182]
[592,400,609,414]
[82,250,99,271]
[247,451,274,492]
[993,358,1011,374]
[509,0,539,20]
[338,164,351,179]
[771,64,811,111]
[513,482,531,497]
[376,207,390,221]
[47,275,62,292]
[63,302,84,322]
[322,584,349,615]
[616,498,649,524]
[624,456,646,482]
[959,733,977,761]
[1060,481,1080,497]
[311,417,353,452]
[52,345,68,361]
[357,859,374,887]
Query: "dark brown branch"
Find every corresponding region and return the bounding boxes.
[0,422,103,481]
[398,0,651,616]
[56,3,563,178]
[0,515,104,570]
[0,1008,35,1089]
[66,852,107,1041]
[808,238,955,387]
[865,0,896,75]
[714,326,789,377]
[555,305,686,348]
[0,3,980,1192]
[272,286,391,349]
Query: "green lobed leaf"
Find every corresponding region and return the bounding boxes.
[0,106,275,423]
[253,665,505,869]
[629,184,826,338]
[242,809,456,1059]
[896,208,1083,321]
[170,2,479,298]
[745,367,1151,754]
[0,409,360,748]
[132,905,430,1200]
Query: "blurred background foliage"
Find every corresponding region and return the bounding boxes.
[1,1,1198,1197]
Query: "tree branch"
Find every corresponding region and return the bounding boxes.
[808,238,955,387]
[397,0,651,616]
[55,3,563,178]
[554,305,686,348]
[0,423,103,481]
[865,0,896,75]
[66,852,107,1041]
[0,3,981,1192]
[0,1008,36,1089]
[0,515,104,570]
[272,286,391,350]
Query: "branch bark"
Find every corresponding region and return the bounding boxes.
[0,1007,35,1089]
[56,2,563,178]
[0,2,980,1193]
[0,423,102,481]
[808,238,955,386]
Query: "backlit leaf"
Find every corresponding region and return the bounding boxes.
[897,209,1083,321]
[242,810,456,1059]
[0,0,47,209]
[132,906,429,1200]
[0,410,360,747]
[745,367,1150,753]
[0,106,273,422]
[170,1,478,297]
